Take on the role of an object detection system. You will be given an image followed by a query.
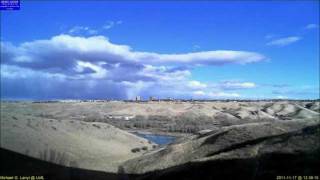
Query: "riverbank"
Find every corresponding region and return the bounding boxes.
[127,129,189,137]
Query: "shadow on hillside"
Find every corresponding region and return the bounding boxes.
[1,147,319,180]
[136,151,320,180]
[0,148,136,180]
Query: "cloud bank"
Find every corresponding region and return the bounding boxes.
[1,34,266,99]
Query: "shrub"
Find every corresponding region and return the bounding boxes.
[27,119,32,128]
[124,124,132,128]
[131,147,141,153]
[142,146,148,151]
[39,113,55,119]
[92,124,101,128]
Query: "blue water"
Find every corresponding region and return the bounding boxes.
[134,133,176,145]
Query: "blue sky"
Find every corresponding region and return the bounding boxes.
[1,1,319,100]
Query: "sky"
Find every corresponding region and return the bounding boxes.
[1,1,319,100]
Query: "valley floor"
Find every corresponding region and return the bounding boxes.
[0,100,319,179]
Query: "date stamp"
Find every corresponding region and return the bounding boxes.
[276,176,319,180]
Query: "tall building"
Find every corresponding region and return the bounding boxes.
[135,96,141,101]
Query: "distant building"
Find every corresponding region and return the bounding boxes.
[135,96,141,101]
[165,97,173,101]
[106,114,135,121]
[149,96,157,101]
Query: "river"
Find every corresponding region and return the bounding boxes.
[134,132,177,145]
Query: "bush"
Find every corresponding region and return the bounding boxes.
[142,146,148,151]
[131,147,141,153]
[38,113,55,119]
[92,124,101,128]
[27,119,32,128]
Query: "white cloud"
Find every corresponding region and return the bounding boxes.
[218,81,256,90]
[193,90,206,96]
[305,24,318,29]
[187,81,207,89]
[139,65,191,82]
[265,34,275,39]
[67,21,122,35]
[192,90,240,98]
[134,50,265,65]
[276,95,288,99]
[103,21,122,30]
[3,34,265,73]
[68,26,98,35]
[266,36,301,47]
[209,92,240,98]
[50,35,131,53]
[103,22,114,30]
[74,61,108,79]
[192,45,201,51]
[272,86,319,96]
[121,80,154,99]
[1,34,265,99]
